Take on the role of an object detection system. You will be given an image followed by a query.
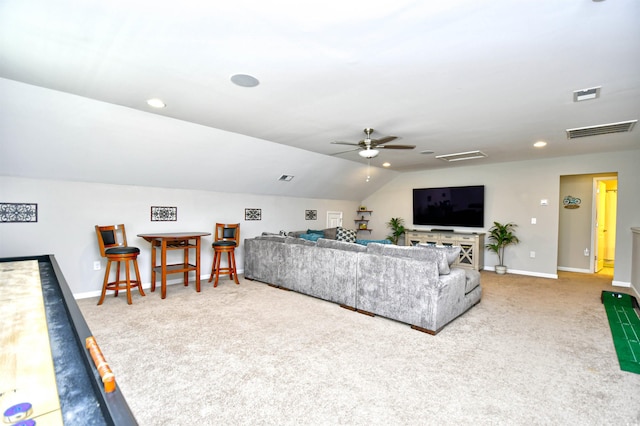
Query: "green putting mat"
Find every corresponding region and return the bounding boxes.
[601,291,640,374]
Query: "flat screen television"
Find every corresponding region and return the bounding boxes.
[413,185,484,228]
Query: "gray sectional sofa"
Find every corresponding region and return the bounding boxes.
[244,234,482,334]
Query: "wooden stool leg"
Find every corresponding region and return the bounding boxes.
[125,259,133,305]
[213,251,222,288]
[98,260,112,305]
[133,258,145,297]
[114,261,121,297]
[209,250,218,282]
[230,250,239,284]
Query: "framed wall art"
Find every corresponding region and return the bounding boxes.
[245,208,262,221]
[0,203,38,223]
[151,206,177,221]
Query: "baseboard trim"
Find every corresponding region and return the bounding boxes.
[73,272,225,300]
[557,266,591,274]
[484,266,558,279]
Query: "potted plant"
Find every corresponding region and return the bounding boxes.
[485,221,520,274]
[386,217,406,245]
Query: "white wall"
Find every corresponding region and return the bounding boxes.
[0,176,358,296]
[362,150,640,285]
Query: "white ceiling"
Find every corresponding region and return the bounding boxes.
[1,0,639,172]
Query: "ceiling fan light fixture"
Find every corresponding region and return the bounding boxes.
[359,149,379,158]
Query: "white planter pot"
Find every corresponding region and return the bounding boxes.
[495,265,507,274]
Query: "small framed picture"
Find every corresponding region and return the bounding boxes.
[0,203,38,223]
[305,210,317,220]
[151,206,177,221]
[245,208,262,221]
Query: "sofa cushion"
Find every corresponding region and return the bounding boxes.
[356,239,392,246]
[318,238,367,252]
[307,229,325,236]
[336,226,357,243]
[464,269,481,294]
[323,227,338,240]
[367,243,451,275]
[418,244,461,266]
[284,236,317,246]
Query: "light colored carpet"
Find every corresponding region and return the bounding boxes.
[77,272,640,425]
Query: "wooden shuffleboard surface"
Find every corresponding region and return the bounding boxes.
[0,260,64,425]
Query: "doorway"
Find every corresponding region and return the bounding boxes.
[593,177,617,275]
[326,211,343,228]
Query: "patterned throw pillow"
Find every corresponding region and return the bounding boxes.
[335,226,357,243]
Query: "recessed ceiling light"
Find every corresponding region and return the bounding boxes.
[230,74,260,88]
[278,174,294,182]
[382,162,391,167]
[146,98,166,108]
[533,141,547,148]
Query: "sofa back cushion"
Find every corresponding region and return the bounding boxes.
[418,244,461,266]
[318,238,367,252]
[367,243,451,275]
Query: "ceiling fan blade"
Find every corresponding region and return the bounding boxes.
[378,144,416,149]
[330,148,361,156]
[331,141,360,146]
[372,136,398,144]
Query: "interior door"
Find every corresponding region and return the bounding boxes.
[326,211,343,228]
[595,180,606,272]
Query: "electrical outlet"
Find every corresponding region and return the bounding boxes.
[93,261,101,271]
[531,218,537,225]
[530,251,536,258]
[584,248,590,257]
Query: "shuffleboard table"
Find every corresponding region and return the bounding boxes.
[0,255,137,425]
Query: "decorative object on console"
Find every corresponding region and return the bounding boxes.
[245,208,262,221]
[386,217,406,245]
[0,202,37,222]
[151,206,177,221]
[305,210,317,220]
[485,221,520,274]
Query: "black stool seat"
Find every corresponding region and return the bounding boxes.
[212,241,236,247]
[105,246,140,255]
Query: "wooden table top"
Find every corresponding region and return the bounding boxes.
[137,232,211,241]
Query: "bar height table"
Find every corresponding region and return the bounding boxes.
[137,232,210,299]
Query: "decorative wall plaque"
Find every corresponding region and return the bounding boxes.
[245,208,262,221]
[151,206,177,221]
[305,210,317,220]
[0,203,38,222]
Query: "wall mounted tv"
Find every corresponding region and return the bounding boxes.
[413,185,485,228]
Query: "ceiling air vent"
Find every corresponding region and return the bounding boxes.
[435,150,488,162]
[566,120,637,139]
[278,174,294,182]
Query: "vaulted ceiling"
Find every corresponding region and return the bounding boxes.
[1,0,639,173]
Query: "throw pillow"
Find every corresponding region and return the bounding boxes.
[335,226,357,243]
[307,229,325,236]
[299,233,322,242]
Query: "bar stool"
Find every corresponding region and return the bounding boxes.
[209,223,240,287]
[95,224,145,305]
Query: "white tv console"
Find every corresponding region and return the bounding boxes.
[405,229,485,271]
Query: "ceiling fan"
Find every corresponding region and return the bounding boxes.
[330,128,415,158]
